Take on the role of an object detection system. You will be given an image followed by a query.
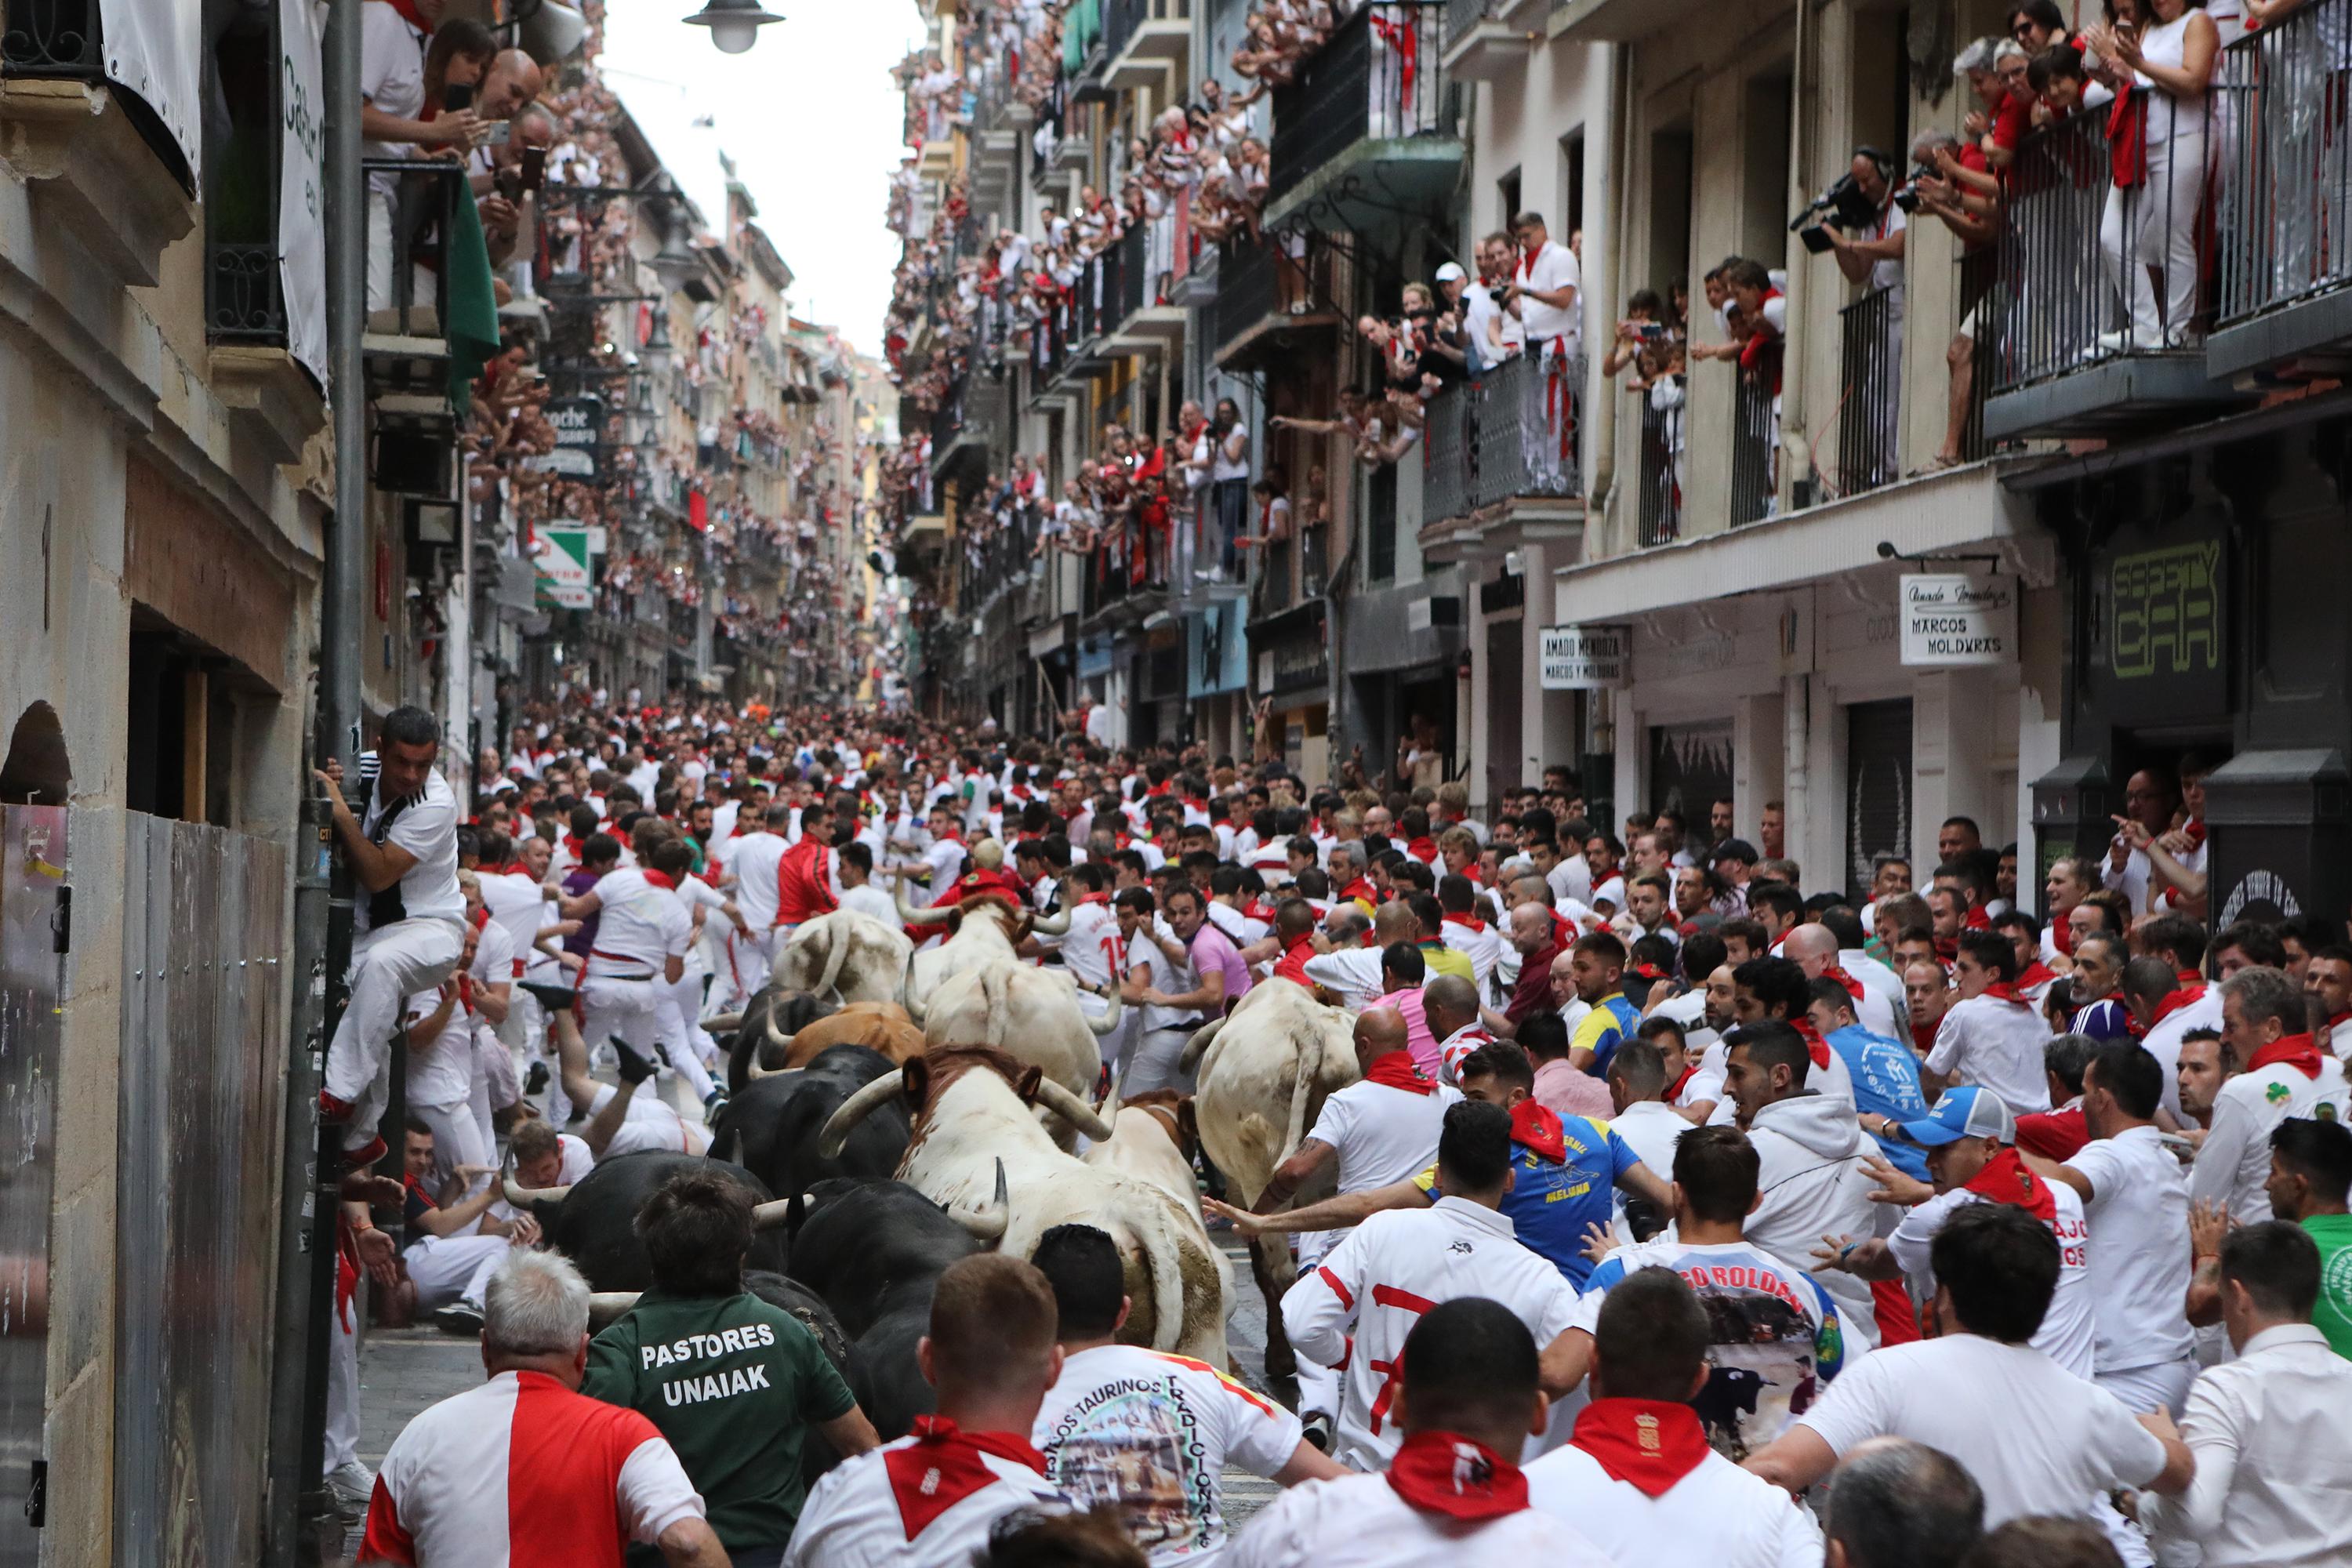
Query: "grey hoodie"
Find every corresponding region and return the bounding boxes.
[1745,1091,1882,1352]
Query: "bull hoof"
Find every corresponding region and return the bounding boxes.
[1261,1338,1297,1384]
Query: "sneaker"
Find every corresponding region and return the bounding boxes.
[703,1089,729,1127]
[524,1061,550,1096]
[324,1460,375,1521]
[432,1302,485,1337]
[613,1042,657,1086]
[339,1134,387,1173]
[318,1090,354,1123]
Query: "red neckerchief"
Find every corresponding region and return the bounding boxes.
[1665,1062,1699,1100]
[1933,931,1960,964]
[2249,1033,2326,1081]
[1964,903,1991,931]
[1078,891,1112,907]
[470,905,490,931]
[2051,916,2076,957]
[2016,960,2058,990]
[1364,1051,1436,1096]
[1385,1432,1526,1522]
[1272,935,1319,988]
[1978,982,2030,1007]
[1243,898,1278,924]
[1789,1016,1831,1071]
[1443,912,1487,934]
[1570,1399,1711,1498]
[1337,877,1376,906]
[1548,910,1576,949]
[2109,82,2148,187]
[883,1416,1047,1541]
[2182,818,2207,848]
[1913,1018,1940,1054]
[2332,1010,2352,1034]
[2152,980,2206,1027]
[1406,836,1439,863]
[1510,1098,1566,1163]
[641,869,677,891]
[1630,962,1667,981]
[1822,966,1865,1002]
[1963,1146,2056,1224]
[563,834,585,858]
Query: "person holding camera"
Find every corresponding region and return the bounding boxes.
[1502,211,1583,491]
[1814,148,1908,485]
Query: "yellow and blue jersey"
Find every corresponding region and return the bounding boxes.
[1570,990,1642,1079]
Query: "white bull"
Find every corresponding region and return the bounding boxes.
[772,910,912,1006]
[919,959,1120,1105]
[1181,980,1360,1384]
[898,889,1069,1017]
[819,1045,1229,1364]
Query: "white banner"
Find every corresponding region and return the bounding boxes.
[1539,624,1631,690]
[279,0,328,388]
[101,0,202,180]
[1899,575,2017,666]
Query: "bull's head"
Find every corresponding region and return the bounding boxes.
[816,1044,1115,1163]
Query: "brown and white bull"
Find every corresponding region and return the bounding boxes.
[818,1045,1229,1364]
[1178,980,1360,1382]
[916,959,1119,1105]
[772,910,912,1007]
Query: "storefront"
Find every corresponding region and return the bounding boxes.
[1250,600,1330,785]
[1341,579,1465,793]
[1186,599,1252,760]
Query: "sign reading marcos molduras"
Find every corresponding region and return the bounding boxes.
[1899,575,2016,666]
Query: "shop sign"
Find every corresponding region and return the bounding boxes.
[532,524,593,609]
[1539,624,1629,689]
[536,397,604,479]
[1899,575,2016,666]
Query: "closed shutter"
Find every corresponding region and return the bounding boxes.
[1845,699,1914,901]
[1650,721,1734,820]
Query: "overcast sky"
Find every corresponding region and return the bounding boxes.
[597,0,920,352]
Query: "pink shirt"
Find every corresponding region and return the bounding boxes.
[1376,988,1443,1080]
[1185,920,1255,1014]
[1534,1058,1616,1123]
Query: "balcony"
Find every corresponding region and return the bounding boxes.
[1552,0,1698,42]
[1030,244,1130,394]
[1213,234,1342,371]
[1730,361,1776,524]
[1101,0,1189,91]
[1263,2,1463,241]
[363,159,472,494]
[1102,216,1190,357]
[1417,353,1586,564]
[1440,0,1537,81]
[1830,285,1900,499]
[1637,386,1682,546]
[1981,107,2248,439]
[2207,0,2352,379]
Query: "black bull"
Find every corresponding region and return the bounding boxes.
[710,1044,911,1202]
[505,1150,789,1291]
[724,987,833,1094]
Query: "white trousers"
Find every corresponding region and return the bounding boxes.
[655,983,717,1103]
[410,1097,489,1201]
[1129,1026,1199,1096]
[405,1233,508,1312]
[366,190,394,313]
[2096,1356,2198,1419]
[323,1275,361,1472]
[2100,130,2206,347]
[325,918,465,1154]
[579,974,662,1058]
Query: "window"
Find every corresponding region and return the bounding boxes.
[1559,128,1585,244]
[1740,74,1794,263]
[1367,461,1398,584]
[1649,122,1693,297]
[1497,165,1522,230]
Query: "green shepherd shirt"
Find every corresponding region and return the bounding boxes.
[2303,1213,2352,1359]
[583,1289,857,1549]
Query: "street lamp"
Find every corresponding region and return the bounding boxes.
[683,0,782,54]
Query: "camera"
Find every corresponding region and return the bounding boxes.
[1788,171,1879,234]
[1891,163,1936,214]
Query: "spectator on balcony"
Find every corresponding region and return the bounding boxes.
[1815,147,1908,481]
[422,18,496,120]
[2082,0,2216,350]
[1600,289,1668,390]
[1235,466,1292,559]
[361,0,481,312]
[1902,129,2002,473]
[1502,211,1583,491]
[1208,398,1252,580]
[2010,0,2076,52]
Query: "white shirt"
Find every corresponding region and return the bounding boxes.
[585,869,690,978]
[2138,986,2221,1122]
[1033,1344,1302,1565]
[357,766,466,935]
[1060,901,1126,996]
[1281,1198,1580,1471]
[784,1432,1063,1568]
[1926,993,2053,1114]
[481,870,554,982]
[723,832,788,930]
[1795,1334,2170,1529]
[2064,1125,2194,1374]
[358,1,427,195]
[2141,1323,2352,1567]
[1526,1438,1822,1568]
[1515,239,1583,347]
[1439,916,1505,996]
[403,983,481,1107]
[488,1134,592,1225]
[2193,1053,2351,1225]
[1547,855,1592,909]
[1603,1099,1689,1185]
[1886,1181,2096,1377]
[1226,1470,1614,1568]
[1306,1079,1461,1197]
[839,884,898,926]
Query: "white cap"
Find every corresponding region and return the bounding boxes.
[1434,262,1468,283]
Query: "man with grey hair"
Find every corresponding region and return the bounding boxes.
[1301,901,1414,1012]
[360,1250,728,1566]
[1824,1436,1984,1568]
[2197,966,2350,1225]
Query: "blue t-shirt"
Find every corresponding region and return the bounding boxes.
[1580,1238,1845,1459]
[1570,992,1643,1080]
[1826,1022,1933,1182]
[1425,1113,1641,1287]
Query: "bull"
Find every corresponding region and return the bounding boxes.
[1179,981,1360,1383]
[499,1149,789,1292]
[917,960,1119,1105]
[772,910,913,1006]
[712,1044,912,1203]
[896,843,1073,1016]
[720,987,834,1094]
[818,1044,1229,1364]
[742,1000,926,1080]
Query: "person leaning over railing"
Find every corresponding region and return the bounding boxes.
[1905,126,2006,470]
[2082,0,2218,350]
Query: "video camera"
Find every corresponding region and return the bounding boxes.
[1789,171,1882,237]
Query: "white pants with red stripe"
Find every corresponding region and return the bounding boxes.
[325,917,465,1155]
[654,982,716,1104]
[579,974,662,1058]
[713,928,773,1013]
[406,1232,508,1312]
[1293,1229,1343,1421]
[324,1275,361,1473]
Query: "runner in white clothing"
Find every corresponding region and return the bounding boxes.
[2194,966,2352,1225]
[1924,932,2053,1114]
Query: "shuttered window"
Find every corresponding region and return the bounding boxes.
[1845,699,1914,900]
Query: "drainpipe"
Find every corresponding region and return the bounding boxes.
[1781,0,1813,466]
[1585,41,1626,528]
[267,0,363,1559]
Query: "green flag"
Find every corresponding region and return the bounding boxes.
[444,182,502,410]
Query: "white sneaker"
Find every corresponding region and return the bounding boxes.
[325,1460,375,1520]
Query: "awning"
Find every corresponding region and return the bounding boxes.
[1551,462,2050,626]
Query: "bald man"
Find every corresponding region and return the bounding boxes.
[1786,924,1904,1041]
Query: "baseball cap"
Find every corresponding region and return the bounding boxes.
[1892,1086,2016,1148]
[1711,837,1759,866]
[1434,261,1467,283]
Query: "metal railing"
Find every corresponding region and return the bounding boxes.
[1957,245,1998,461]
[1443,0,1496,39]
[2,0,100,74]
[1215,234,1328,355]
[1730,357,1777,524]
[1268,1,1449,209]
[1115,221,1149,328]
[2215,0,2352,327]
[1639,384,1682,546]
[1419,350,1588,525]
[1994,97,2203,392]
[362,159,465,339]
[203,1,289,346]
[1835,285,1900,498]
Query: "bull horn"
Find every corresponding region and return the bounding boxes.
[747,1053,797,1082]
[750,1198,793,1230]
[588,1291,641,1330]
[898,884,956,924]
[816,1069,907,1160]
[1085,983,1123,1036]
[904,985,928,1028]
[1034,1077,1116,1142]
[1029,907,1071,935]
[503,1175,573,1207]
[1178,1014,1225,1073]
[948,1157,1010,1242]
[702,1011,744,1033]
[764,1007,794,1051]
